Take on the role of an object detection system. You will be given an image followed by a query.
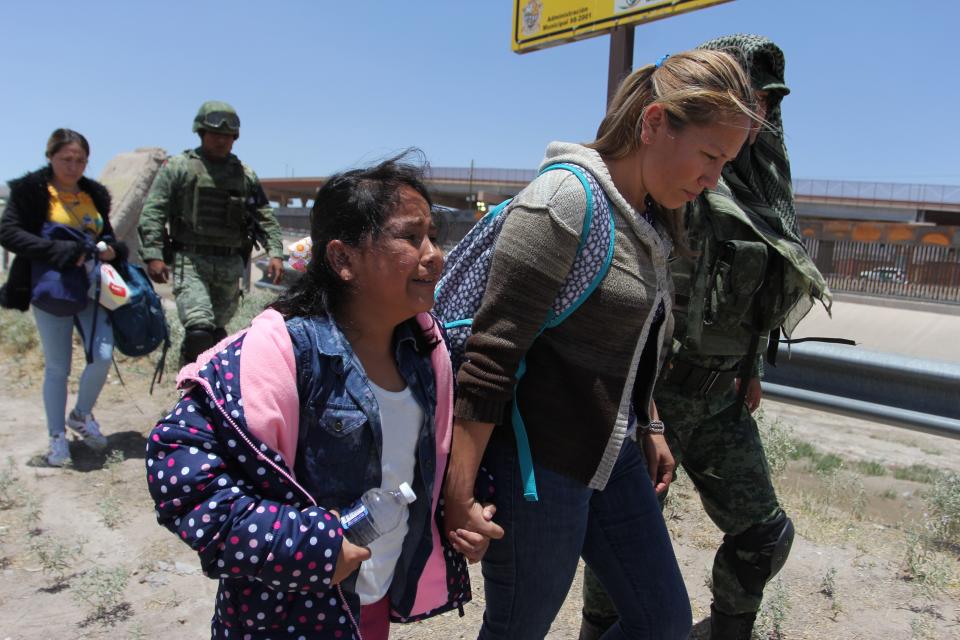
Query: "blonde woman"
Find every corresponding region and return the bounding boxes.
[441,50,759,639]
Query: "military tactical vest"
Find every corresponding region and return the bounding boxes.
[672,183,814,360]
[170,151,249,247]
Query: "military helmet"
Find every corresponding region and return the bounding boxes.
[192,100,241,136]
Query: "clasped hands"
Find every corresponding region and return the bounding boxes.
[443,494,503,564]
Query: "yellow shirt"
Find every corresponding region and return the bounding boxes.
[47,184,103,237]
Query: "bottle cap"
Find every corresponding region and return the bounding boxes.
[397,482,417,504]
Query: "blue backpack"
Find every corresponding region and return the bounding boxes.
[110,262,170,391]
[434,163,616,501]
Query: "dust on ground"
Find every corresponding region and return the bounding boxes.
[0,328,957,639]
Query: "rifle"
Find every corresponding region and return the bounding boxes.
[242,183,270,265]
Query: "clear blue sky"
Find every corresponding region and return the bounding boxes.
[2,0,958,186]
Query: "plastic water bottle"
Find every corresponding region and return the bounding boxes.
[340,482,417,546]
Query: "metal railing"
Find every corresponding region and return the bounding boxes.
[764,342,960,439]
[794,179,960,208]
[803,238,960,304]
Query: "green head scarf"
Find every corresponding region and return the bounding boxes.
[698,33,800,244]
[697,34,831,332]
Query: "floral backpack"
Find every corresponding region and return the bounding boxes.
[433,163,616,501]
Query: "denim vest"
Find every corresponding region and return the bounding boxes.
[285,314,439,612]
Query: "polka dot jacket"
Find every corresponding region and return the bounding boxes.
[145,310,492,639]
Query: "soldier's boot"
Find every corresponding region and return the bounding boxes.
[709,605,756,640]
[212,327,227,342]
[180,327,218,366]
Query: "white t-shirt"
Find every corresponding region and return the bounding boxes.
[356,381,423,605]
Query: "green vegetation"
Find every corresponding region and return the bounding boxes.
[893,464,944,485]
[788,439,817,461]
[812,453,844,475]
[754,577,789,639]
[72,565,132,625]
[98,493,124,529]
[21,493,43,534]
[0,307,39,352]
[901,530,953,595]
[786,439,945,487]
[784,436,846,475]
[104,450,126,485]
[29,534,85,587]
[755,411,795,476]
[0,456,23,509]
[819,567,843,619]
[926,472,960,547]
[854,460,888,476]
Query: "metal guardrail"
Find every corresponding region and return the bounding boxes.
[764,342,960,439]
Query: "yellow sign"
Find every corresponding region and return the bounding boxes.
[513,0,733,53]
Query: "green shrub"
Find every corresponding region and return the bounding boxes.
[754,577,789,639]
[0,457,23,510]
[893,464,943,485]
[756,411,795,477]
[29,534,85,586]
[901,530,952,594]
[98,494,124,529]
[0,307,38,352]
[72,565,131,624]
[789,438,817,461]
[926,472,960,546]
[854,460,888,477]
[819,567,843,619]
[813,453,844,476]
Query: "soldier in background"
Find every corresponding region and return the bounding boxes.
[579,35,832,640]
[138,100,284,365]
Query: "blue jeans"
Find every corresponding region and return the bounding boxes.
[33,304,113,437]
[478,438,691,640]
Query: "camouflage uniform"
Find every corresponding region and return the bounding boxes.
[581,36,831,640]
[138,101,283,363]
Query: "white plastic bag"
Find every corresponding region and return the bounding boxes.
[97,263,130,310]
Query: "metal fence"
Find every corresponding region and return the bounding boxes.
[802,238,960,303]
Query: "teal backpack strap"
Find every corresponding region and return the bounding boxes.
[512,162,616,501]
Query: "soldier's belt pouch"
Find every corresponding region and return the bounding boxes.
[707,240,768,331]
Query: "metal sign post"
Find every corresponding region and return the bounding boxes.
[607,25,635,108]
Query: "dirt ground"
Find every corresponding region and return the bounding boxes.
[0,332,958,639]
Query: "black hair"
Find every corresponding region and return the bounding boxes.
[46,128,90,159]
[269,149,439,352]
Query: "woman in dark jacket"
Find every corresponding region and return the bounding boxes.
[0,128,126,466]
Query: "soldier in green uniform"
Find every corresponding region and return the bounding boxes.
[579,36,832,640]
[138,101,284,364]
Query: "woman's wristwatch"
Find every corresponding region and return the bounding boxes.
[643,419,665,435]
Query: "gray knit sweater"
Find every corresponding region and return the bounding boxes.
[454,142,674,489]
